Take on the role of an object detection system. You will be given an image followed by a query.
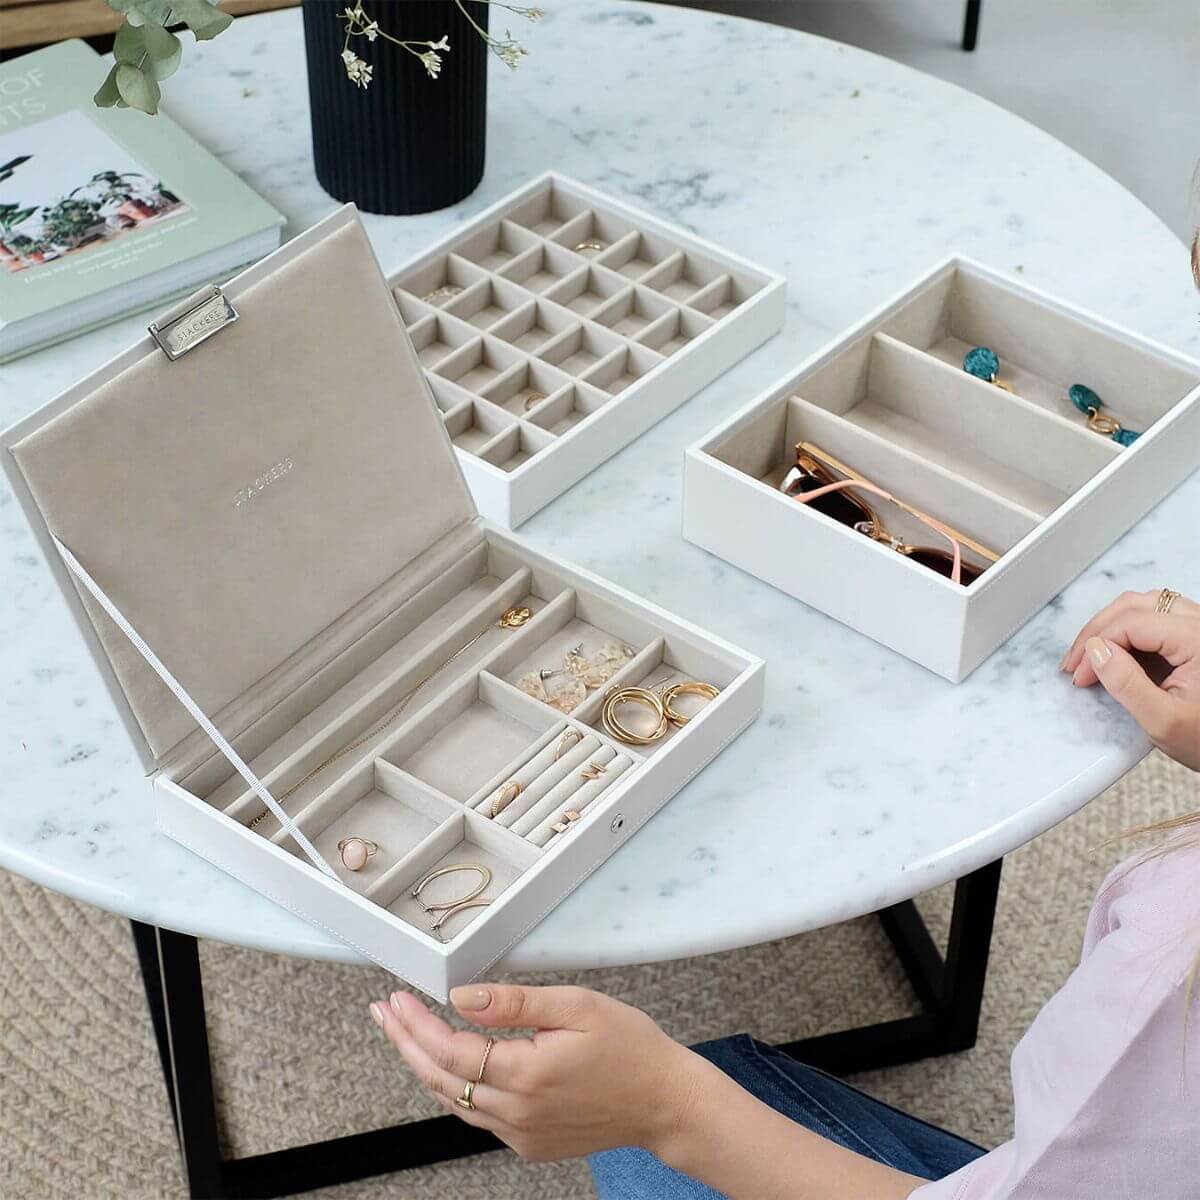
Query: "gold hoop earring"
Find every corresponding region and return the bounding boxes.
[410,863,492,913]
[601,686,669,745]
[661,681,720,727]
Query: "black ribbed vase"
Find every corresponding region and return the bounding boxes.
[302,0,487,215]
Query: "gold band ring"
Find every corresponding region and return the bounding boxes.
[661,681,720,727]
[580,760,607,781]
[523,391,548,411]
[1155,588,1182,615]
[554,728,583,760]
[476,1037,495,1084]
[601,687,669,745]
[455,1079,476,1111]
[490,780,522,818]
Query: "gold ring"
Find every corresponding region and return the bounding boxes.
[411,863,492,912]
[336,837,378,871]
[1155,588,1181,615]
[455,1079,476,1111]
[490,780,522,818]
[661,681,720,727]
[574,239,607,252]
[601,687,669,745]
[476,1037,495,1084]
[579,760,607,781]
[554,728,583,760]
[523,391,548,411]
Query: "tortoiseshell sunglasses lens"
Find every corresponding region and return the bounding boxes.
[784,465,874,529]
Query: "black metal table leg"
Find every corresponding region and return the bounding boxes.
[778,859,1002,1075]
[131,857,1002,1196]
[962,0,983,51]
[131,921,503,1198]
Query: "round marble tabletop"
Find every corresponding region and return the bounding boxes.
[2,2,1198,973]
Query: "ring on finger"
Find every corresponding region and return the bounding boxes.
[476,1036,495,1085]
[455,1078,477,1111]
[1155,587,1182,615]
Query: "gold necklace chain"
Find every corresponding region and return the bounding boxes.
[247,605,532,829]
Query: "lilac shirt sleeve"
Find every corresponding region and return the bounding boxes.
[910,846,1200,1200]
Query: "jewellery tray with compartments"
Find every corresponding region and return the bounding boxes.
[684,256,1200,682]
[387,172,786,528]
[1,207,764,1001]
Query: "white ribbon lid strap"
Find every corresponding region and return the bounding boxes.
[52,536,338,880]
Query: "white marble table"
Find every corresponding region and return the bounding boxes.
[2,1,1198,976]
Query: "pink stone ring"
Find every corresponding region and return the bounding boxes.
[337,837,378,872]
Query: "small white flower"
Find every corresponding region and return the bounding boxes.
[342,49,373,87]
[419,50,443,79]
[496,36,527,69]
[363,19,379,41]
[430,35,450,51]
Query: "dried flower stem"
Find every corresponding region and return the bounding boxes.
[338,0,542,88]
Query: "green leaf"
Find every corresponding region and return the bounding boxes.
[170,0,234,41]
[142,23,182,79]
[113,21,147,64]
[115,62,160,114]
[94,64,123,107]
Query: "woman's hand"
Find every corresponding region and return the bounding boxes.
[372,983,709,1162]
[1062,589,1200,771]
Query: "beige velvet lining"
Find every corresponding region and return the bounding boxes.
[388,177,770,481]
[710,261,1200,563]
[10,219,476,759]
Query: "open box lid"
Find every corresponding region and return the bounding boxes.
[2,207,478,774]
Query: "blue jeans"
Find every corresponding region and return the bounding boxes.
[589,1035,986,1199]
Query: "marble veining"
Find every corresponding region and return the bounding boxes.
[1,1,1197,971]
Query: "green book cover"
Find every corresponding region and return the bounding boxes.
[0,39,283,333]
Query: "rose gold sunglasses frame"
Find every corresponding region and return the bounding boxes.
[779,442,999,586]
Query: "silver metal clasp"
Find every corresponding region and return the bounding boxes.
[148,285,238,361]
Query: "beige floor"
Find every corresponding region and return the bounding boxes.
[1,750,1196,1199]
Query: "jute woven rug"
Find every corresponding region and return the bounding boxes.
[2,751,1196,1199]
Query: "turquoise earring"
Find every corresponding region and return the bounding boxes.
[1068,384,1140,446]
[962,346,1012,391]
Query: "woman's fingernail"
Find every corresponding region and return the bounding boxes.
[370,1002,386,1028]
[1058,650,1071,671]
[451,986,491,1011]
[389,992,406,1019]
[1086,637,1112,671]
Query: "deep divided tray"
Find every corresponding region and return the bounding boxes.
[685,257,1200,681]
[389,173,785,527]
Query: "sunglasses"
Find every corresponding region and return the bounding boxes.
[778,443,998,586]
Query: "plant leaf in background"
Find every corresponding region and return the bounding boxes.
[115,61,161,114]
[94,0,231,114]
[169,0,234,41]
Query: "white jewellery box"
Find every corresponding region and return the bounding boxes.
[387,172,786,528]
[2,208,764,1000]
[683,257,1200,682]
